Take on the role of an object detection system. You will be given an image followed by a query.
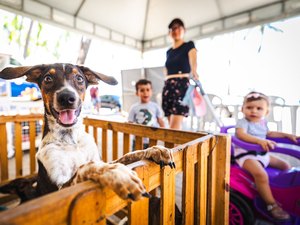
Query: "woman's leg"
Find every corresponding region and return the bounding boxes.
[243,159,275,205]
[169,115,184,130]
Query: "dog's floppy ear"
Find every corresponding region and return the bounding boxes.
[0,65,46,83]
[78,66,118,85]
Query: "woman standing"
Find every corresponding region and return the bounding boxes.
[162,18,199,129]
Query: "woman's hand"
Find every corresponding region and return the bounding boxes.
[188,48,199,81]
[257,139,276,151]
[192,73,199,80]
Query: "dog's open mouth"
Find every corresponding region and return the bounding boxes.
[59,109,77,125]
[51,107,80,127]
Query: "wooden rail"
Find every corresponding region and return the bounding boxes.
[0,114,43,181]
[0,115,231,225]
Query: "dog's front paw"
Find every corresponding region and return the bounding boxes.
[100,163,149,201]
[145,145,175,169]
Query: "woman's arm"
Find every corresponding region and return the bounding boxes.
[163,67,168,77]
[188,48,199,80]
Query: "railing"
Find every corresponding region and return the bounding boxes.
[0,115,231,225]
[0,114,43,181]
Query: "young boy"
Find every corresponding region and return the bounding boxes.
[128,79,165,148]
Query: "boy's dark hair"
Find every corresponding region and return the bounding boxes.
[135,79,152,92]
[243,91,270,106]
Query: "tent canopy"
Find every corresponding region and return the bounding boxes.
[1,0,300,51]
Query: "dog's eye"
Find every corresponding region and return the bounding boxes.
[76,75,84,83]
[44,75,53,83]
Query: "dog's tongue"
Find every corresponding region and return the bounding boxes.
[59,110,76,124]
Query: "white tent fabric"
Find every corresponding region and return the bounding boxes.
[1,0,300,50]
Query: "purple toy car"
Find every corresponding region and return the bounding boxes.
[221,126,300,225]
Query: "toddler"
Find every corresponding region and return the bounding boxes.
[235,91,299,220]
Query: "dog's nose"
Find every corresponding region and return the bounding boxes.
[57,91,76,107]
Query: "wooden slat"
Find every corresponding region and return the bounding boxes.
[196,140,210,225]
[0,114,43,123]
[182,145,196,225]
[123,133,130,155]
[69,189,106,225]
[83,118,205,144]
[128,165,149,225]
[85,124,88,133]
[29,121,36,174]
[101,129,107,162]
[14,122,23,177]
[213,135,231,225]
[0,123,8,181]
[144,148,184,191]
[93,126,98,145]
[149,139,157,147]
[145,137,210,192]
[207,137,217,225]
[161,166,175,225]
[112,131,118,160]
[164,142,174,148]
[0,182,114,225]
[135,136,143,150]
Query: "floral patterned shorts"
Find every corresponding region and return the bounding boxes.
[162,77,190,117]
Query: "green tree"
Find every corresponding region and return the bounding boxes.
[2,13,70,60]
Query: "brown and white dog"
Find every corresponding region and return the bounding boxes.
[0,63,175,202]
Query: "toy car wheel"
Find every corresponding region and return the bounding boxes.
[230,191,254,225]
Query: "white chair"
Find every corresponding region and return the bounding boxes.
[267,96,285,132]
[199,94,231,132]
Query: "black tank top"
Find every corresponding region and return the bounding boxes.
[165,41,196,75]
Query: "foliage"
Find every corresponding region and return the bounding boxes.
[53,32,71,59]
[3,15,23,45]
[2,13,70,60]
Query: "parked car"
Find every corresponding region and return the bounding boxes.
[100,95,121,111]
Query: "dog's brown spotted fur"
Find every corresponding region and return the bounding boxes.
[0,63,175,202]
